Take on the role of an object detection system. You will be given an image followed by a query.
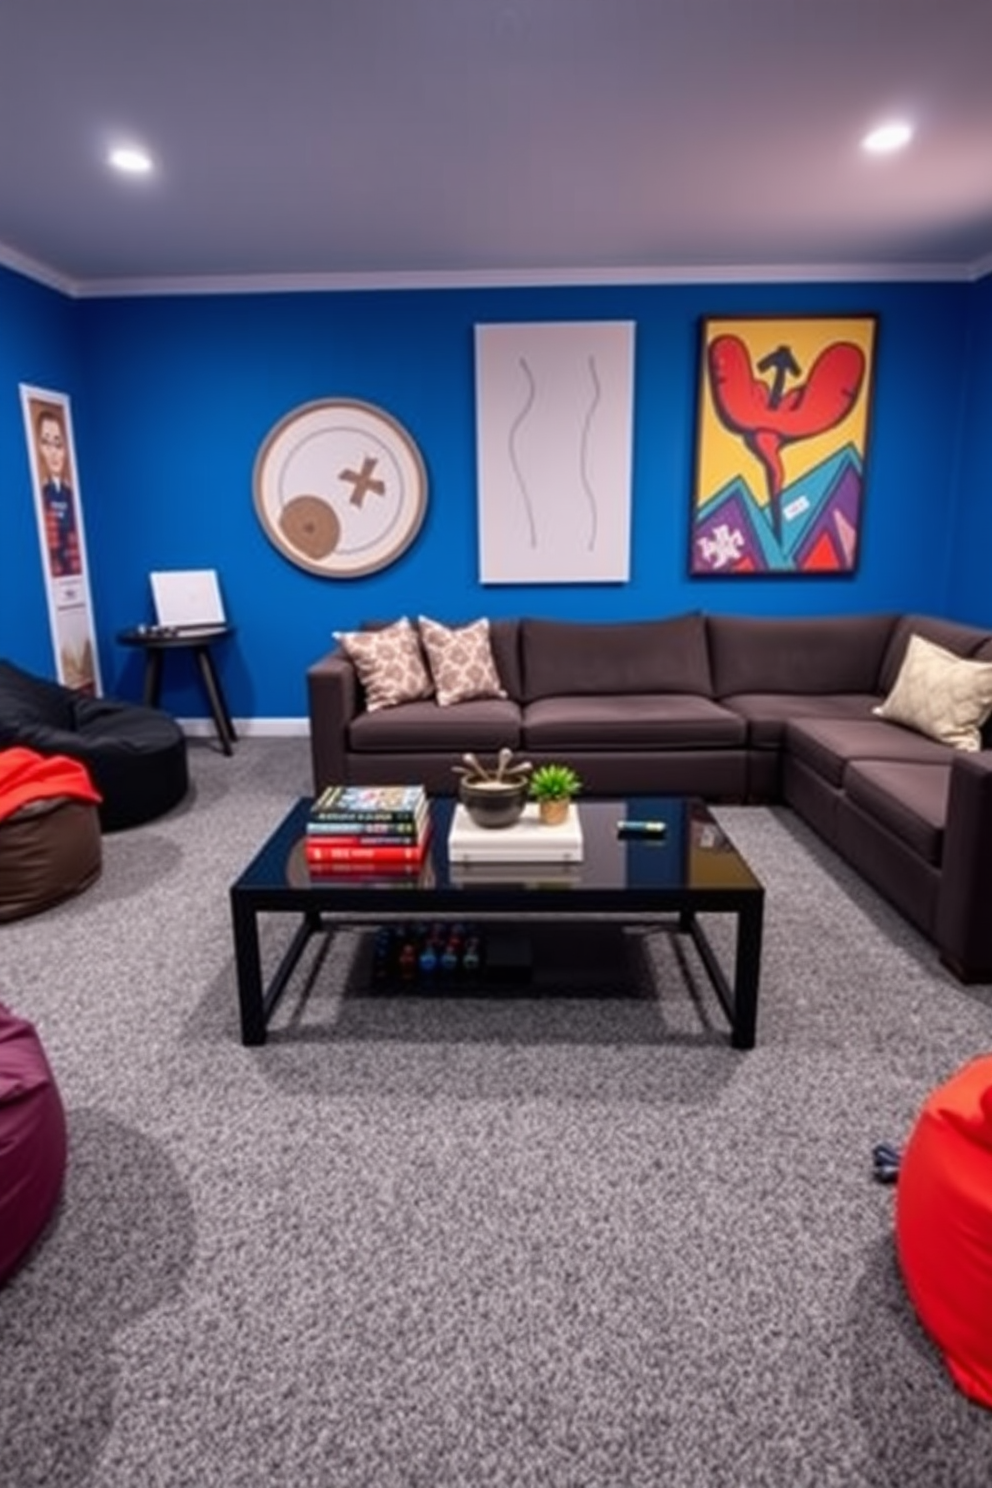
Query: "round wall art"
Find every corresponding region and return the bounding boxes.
[252,398,428,577]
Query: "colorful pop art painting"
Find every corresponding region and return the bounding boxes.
[689,315,877,576]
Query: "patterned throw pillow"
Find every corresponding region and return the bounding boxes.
[333,618,434,712]
[418,616,507,707]
[872,633,992,751]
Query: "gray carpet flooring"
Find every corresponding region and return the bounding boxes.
[3,737,992,1488]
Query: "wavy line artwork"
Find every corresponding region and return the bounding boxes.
[507,356,538,548]
[579,356,602,552]
[475,320,633,583]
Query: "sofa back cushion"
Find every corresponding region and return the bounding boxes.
[487,619,522,701]
[708,614,896,697]
[520,614,712,702]
[878,615,992,695]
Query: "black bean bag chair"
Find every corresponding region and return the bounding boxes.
[0,659,188,831]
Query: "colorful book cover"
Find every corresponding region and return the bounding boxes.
[310,783,427,824]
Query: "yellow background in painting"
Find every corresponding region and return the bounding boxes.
[694,316,876,514]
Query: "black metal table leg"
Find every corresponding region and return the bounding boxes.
[194,645,236,754]
[231,894,324,1046]
[731,894,764,1050]
[143,649,164,708]
[231,893,267,1045]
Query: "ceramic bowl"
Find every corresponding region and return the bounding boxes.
[458,777,528,829]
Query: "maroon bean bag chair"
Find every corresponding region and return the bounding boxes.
[0,1003,67,1285]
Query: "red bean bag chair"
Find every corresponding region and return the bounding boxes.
[0,1003,67,1285]
[896,1054,992,1409]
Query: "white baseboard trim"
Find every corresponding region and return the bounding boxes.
[179,717,310,738]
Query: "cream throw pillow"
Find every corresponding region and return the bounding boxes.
[418,616,507,707]
[872,633,992,751]
[333,618,434,712]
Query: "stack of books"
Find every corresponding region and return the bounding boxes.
[305,784,431,876]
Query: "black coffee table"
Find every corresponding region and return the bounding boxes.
[229,795,764,1049]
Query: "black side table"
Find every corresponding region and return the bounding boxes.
[117,625,237,756]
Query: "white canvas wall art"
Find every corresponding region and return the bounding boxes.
[475,321,635,583]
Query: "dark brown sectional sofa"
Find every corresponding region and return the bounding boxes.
[308,611,992,983]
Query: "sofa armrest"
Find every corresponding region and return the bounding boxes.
[307,649,359,791]
[935,750,992,980]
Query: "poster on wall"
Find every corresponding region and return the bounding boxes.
[475,321,635,583]
[19,385,102,693]
[689,314,878,576]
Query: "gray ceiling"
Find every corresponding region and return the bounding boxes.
[2,0,991,293]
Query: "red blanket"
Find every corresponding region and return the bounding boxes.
[0,747,102,824]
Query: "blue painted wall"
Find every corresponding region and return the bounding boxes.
[2,267,985,719]
[946,271,992,624]
[0,265,82,673]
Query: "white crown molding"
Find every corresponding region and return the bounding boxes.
[0,239,78,296]
[1,242,987,300]
[74,260,977,298]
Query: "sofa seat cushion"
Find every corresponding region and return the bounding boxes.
[786,717,950,788]
[349,698,521,753]
[845,760,951,865]
[722,693,879,748]
[521,695,746,751]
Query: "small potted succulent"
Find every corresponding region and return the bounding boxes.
[529,763,582,826]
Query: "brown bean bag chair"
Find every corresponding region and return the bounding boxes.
[0,1002,68,1285]
[0,748,102,922]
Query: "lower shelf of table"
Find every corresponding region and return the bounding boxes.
[349,920,658,999]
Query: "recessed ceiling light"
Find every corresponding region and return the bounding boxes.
[108,146,154,175]
[861,121,913,155]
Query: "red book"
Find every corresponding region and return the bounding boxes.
[304,831,424,848]
[304,836,429,866]
[306,859,429,880]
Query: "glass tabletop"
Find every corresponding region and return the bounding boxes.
[234,795,762,906]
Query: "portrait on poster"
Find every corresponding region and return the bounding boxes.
[20,385,102,693]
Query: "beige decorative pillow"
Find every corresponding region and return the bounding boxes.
[333,618,434,712]
[418,616,507,707]
[872,633,992,751]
